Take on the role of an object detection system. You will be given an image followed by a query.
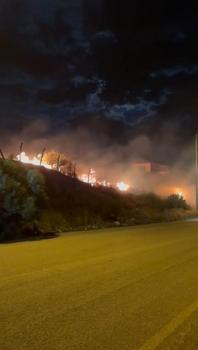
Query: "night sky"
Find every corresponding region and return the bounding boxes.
[0,0,198,163]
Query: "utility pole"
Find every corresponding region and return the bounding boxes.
[56,154,60,171]
[19,142,23,162]
[0,149,5,160]
[88,169,91,184]
[40,148,46,166]
[195,134,198,210]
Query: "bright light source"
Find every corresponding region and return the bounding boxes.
[174,188,184,198]
[116,181,129,192]
[16,152,52,169]
[16,152,131,192]
[79,169,97,185]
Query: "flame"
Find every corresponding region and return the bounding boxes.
[79,169,115,189]
[79,169,97,186]
[98,180,112,188]
[116,181,130,192]
[156,185,187,200]
[174,188,184,199]
[16,152,52,170]
[16,152,130,192]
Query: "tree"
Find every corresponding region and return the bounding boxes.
[165,194,189,209]
[0,160,46,240]
[43,150,77,177]
[43,151,68,168]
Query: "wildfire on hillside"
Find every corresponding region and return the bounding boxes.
[16,151,130,192]
[16,152,52,170]
[155,185,191,204]
[174,188,184,198]
[116,182,130,192]
[78,169,97,186]
[14,151,193,201]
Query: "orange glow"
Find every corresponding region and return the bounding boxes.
[79,170,112,188]
[16,152,52,169]
[156,184,188,201]
[98,180,112,188]
[174,188,184,198]
[79,169,97,186]
[116,181,130,192]
[16,152,130,192]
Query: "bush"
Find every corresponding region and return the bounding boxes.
[165,194,189,210]
[0,160,46,240]
[0,160,193,240]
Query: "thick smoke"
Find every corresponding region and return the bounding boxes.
[1,117,196,207]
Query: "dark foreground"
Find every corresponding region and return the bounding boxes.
[1,222,198,350]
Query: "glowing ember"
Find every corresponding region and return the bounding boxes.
[16,152,130,192]
[79,169,97,186]
[98,180,112,188]
[116,181,130,192]
[16,152,52,170]
[174,188,184,198]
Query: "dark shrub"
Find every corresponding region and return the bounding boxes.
[165,194,189,210]
[0,160,46,240]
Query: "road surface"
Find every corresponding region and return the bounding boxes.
[1,222,198,349]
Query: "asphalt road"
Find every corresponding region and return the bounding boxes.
[1,222,198,350]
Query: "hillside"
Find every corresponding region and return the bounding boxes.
[33,165,138,231]
[0,159,192,240]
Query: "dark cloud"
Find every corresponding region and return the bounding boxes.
[0,0,198,164]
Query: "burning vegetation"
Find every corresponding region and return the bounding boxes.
[0,150,195,241]
[15,148,130,192]
[0,142,194,204]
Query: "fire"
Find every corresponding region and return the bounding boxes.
[98,180,112,188]
[157,185,187,200]
[16,152,130,192]
[16,152,52,170]
[116,181,130,192]
[79,170,112,188]
[79,168,128,191]
[79,169,97,186]
[174,188,184,199]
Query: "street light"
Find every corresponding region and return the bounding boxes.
[195,134,198,210]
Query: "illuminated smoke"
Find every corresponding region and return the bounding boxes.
[16,152,129,192]
[16,152,52,169]
[116,182,130,192]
